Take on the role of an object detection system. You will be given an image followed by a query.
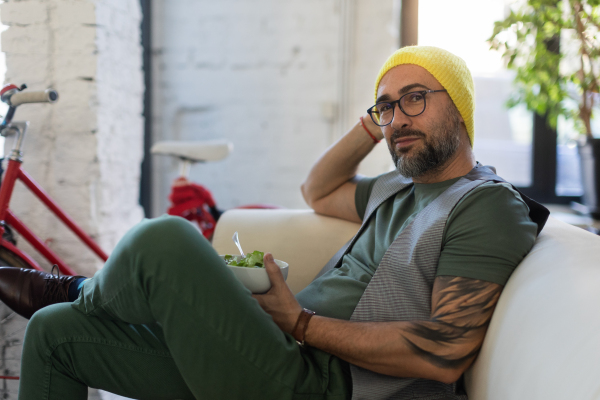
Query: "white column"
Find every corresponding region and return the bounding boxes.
[0,2,143,398]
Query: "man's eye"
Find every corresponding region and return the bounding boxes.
[377,103,393,113]
[406,93,424,103]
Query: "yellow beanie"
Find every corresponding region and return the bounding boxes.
[373,46,475,146]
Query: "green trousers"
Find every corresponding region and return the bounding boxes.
[18,216,351,400]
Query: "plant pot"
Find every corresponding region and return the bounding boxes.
[577,137,600,219]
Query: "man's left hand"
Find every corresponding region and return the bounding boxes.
[253,253,302,333]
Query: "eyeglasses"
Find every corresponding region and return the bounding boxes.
[367,89,448,127]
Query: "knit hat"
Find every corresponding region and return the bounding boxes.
[373,46,475,146]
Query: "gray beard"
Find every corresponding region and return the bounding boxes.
[389,105,462,178]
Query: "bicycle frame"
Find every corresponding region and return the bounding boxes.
[0,120,108,275]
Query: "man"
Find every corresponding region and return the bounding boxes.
[0,46,547,399]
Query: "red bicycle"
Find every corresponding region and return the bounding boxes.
[0,84,108,275]
[0,84,276,272]
[0,83,279,388]
[0,83,110,386]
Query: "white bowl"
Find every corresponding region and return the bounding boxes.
[221,255,289,293]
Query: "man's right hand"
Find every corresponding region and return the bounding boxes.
[300,114,383,223]
[252,253,302,334]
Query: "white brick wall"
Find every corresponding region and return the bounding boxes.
[151,0,398,216]
[1,0,143,277]
[94,0,145,253]
[0,1,143,399]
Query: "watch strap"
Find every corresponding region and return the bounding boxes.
[292,308,315,346]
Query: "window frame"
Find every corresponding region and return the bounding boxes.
[515,35,581,205]
[516,114,581,204]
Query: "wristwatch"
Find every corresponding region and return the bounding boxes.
[292,308,316,346]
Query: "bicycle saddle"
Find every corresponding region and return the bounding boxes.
[151,140,233,162]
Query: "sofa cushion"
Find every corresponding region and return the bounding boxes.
[212,209,360,294]
[465,217,600,399]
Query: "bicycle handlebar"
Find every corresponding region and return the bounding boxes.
[8,89,59,106]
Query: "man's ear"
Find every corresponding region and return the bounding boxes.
[460,125,470,145]
[461,128,473,148]
[449,102,464,123]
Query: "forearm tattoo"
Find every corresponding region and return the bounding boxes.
[402,276,502,370]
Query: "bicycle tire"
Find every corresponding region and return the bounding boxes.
[0,247,30,269]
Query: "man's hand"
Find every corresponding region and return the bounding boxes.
[301,114,383,223]
[253,253,302,333]
[254,252,502,383]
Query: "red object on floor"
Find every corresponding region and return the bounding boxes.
[167,178,218,239]
[167,177,284,239]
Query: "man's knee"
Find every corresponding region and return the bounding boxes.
[109,215,220,282]
[24,303,74,356]
[127,215,208,253]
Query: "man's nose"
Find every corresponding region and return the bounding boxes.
[389,102,412,130]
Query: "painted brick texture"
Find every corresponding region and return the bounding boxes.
[151,0,398,216]
[0,0,143,277]
[0,1,143,399]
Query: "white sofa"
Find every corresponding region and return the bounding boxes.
[212,209,600,400]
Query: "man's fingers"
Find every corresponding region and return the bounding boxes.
[251,293,263,305]
[264,253,285,286]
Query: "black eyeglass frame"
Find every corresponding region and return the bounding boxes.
[367,89,448,127]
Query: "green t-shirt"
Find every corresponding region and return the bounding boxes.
[296,175,538,320]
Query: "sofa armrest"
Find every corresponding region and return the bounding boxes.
[465,217,600,399]
[212,209,360,294]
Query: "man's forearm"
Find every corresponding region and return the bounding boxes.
[301,116,383,207]
[303,317,470,384]
[302,277,502,384]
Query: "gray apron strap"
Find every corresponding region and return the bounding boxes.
[313,171,413,280]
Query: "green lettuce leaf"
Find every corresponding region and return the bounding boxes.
[224,250,265,268]
[243,250,264,268]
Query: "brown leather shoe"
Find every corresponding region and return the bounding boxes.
[0,266,86,319]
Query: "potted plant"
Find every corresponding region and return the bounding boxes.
[488,0,600,218]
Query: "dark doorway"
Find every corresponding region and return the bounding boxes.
[139,0,152,216]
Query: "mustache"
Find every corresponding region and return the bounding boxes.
[389,128,427,143]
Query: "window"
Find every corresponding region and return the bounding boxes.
[418,0,583,204]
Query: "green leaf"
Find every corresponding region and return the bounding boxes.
[244,250,265,268]
[224,250,265,268]
[489,0,599,134]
